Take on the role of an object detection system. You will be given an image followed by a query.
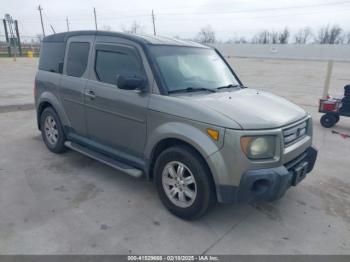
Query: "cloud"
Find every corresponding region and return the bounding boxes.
[1,0,349,41]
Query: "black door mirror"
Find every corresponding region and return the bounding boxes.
[117,75,147,92]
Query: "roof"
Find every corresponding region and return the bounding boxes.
[43,30,209,48]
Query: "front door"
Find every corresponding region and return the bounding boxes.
[85,39,149,163]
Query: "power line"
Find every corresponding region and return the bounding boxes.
[157,1,350,16]
[157,8,350,22]
[20,13,150,23]
[20,1,350,24]
[12,2,350,37]
[18,21,29,36]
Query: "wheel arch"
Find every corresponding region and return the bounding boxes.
[145,121,224,178]
[36,92,70,130]
[147,137,218,201]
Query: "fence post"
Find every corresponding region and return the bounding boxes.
[322,60,333,99]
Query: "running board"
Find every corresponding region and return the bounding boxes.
[64,141,143,178]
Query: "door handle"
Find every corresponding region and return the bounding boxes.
[85,90,96,99]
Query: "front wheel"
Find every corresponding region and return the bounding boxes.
[320,113,337,128]
[154,145,215,220]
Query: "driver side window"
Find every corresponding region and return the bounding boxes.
[95,49,143,85]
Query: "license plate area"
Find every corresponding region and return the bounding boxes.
[292,161,309,186]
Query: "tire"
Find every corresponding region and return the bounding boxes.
[335,115,340,123]
[320,114,337,128]
[154,145,215,220]
[40,107,67,153]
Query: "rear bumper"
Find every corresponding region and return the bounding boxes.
[217,146,317,203]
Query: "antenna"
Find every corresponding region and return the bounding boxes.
[50,24,56,34]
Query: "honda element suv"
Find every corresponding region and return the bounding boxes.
[35,31,317,219]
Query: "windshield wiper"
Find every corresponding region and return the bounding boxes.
[168,87,216,94]
[216,84,241,90]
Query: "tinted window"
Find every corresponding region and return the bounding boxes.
[66,42,90,77]
[39,42,65,73]
[95,50,143,85]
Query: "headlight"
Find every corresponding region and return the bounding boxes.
[240,136,276,159]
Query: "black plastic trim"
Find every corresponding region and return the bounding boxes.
[217,146,318,204]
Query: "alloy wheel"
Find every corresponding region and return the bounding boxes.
[44,115,58,146]
[162,161,197,208]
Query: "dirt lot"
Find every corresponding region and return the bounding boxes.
[230,58,350,106]
[0,57,350,254]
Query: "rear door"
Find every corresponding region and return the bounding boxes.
[84,37,150,162]
[59,35,94,137]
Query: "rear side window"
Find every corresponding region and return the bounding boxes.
[66,42,90,77]
[95,50,143,85]
[39,42,65,73]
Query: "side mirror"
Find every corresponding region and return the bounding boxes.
[117,75,147,92]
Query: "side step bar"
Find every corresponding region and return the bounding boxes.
[64,141,143,178]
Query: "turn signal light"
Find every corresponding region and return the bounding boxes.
[207,128,219,141]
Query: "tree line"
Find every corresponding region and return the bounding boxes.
[100,21,350,45]
[196,25,350,45]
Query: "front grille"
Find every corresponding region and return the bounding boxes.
[283,120,307,147]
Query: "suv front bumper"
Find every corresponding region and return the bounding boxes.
[216,146,317,203]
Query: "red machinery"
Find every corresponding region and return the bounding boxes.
[319,85,350,128]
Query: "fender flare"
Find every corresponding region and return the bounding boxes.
[145,122,225,185]
[37,92,70,129]
[145,122,223,159]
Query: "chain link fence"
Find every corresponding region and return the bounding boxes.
[0,34,41,57]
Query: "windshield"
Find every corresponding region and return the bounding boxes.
[150,46,240,93]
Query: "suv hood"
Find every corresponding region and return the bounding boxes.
[186,88,307,129]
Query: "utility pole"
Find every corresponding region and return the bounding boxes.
[3,19,11,57]
[323,60,334,99]
[5,14,17,61]
[14,20,22,56]
[66,16,70,31]
[93,7,98,30]
[38,5,45,37]
[151,9,156,36]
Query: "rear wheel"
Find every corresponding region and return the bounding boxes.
[40,107,66,153]
[320,113,337,128]
[154,145,215,220]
